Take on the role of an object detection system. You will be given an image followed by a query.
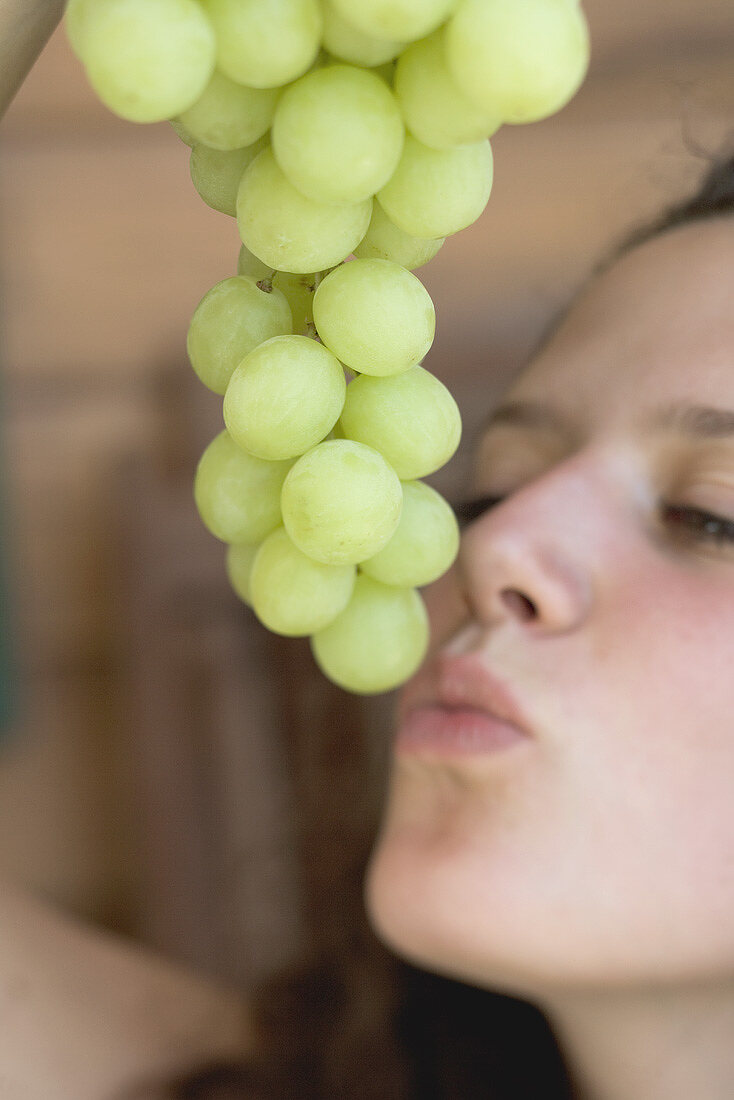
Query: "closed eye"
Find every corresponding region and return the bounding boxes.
[453,495,506,529]
[454,494,734,551]
[662,504,734,547]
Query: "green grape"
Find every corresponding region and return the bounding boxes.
[339,366,461,479]
[249,527,356,636]
[237,244,275,282]
[311,575,429,694]
[281,440,402,565]
[64,0,89,58]
[330,0,458,43]
[200,0,322,89]
[223,335,347,461]
[321,0,403,67]
[360,480,459,587]
[190,137,267,216]
[377,134,493,238]
[237,147,373,274]
[176,70,279,151]
[186,275,292,395]
[77,0,216,124]
[395,29,501,149]
[271,271,317,335]
[445,0,590,124]
[271,65,404,205]
[194,430,293,544]
[226,542,260,606]
[354,203,444,271]
[170,118,197,146]
[313,259,435,377]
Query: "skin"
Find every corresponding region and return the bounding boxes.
[365,217,734,1099]
[0,879,254,1099]
[0,6,255,1095]
[5,5,733,1094]
[0,0,66,116]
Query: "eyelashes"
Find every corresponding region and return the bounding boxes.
[453,495,505,529]
[662,504,734,547]
[454,494,734,550]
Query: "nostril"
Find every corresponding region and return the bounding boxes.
[500,589,537,621]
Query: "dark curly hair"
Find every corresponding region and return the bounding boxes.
[144,149,734,1100]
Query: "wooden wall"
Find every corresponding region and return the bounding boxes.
[0,0,732,976]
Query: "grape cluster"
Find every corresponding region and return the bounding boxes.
[67,0,590,695]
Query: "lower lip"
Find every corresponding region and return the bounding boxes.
[395,705,530,757]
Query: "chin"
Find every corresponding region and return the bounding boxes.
[363,789,625,1000]
[363,815,546,1000]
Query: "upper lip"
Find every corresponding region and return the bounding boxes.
[403,654,535,737]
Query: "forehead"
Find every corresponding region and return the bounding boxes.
[501,217,734,433]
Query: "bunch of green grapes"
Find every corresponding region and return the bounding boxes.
[67,0,590,695]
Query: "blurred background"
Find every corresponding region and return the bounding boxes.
[0,0,733,1001]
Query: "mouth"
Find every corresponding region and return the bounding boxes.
[395,654,534,758]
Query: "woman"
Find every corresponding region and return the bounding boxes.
[157,148,734,1100]
[365,166,734,1098]
[169,148,734,1100]
[5,4,734,1099]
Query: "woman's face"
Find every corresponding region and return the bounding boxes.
[364,217,734,999]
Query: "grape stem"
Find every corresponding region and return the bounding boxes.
[303,266,345,341]
[319,262,345,281]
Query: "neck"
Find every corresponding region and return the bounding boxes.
[539,981,734,1100]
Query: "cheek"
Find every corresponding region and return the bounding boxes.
[608,554,734,785]
[556,555,734,943]
[366,554,734,991]
[599,555,734,744]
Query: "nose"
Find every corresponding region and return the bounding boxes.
[456,457,610,635]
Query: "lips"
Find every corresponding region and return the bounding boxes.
[398,652,534,738]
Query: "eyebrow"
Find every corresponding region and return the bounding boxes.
[481,400,734,441]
